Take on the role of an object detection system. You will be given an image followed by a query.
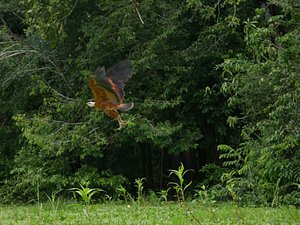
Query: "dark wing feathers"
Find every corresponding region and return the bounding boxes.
[106,60,132,100]
[93,66,114,92]
[94,66,106,80]
[91,60,132,103]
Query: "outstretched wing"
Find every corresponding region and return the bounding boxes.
[106,59,132,102]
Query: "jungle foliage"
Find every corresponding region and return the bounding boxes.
[0,0,299,206]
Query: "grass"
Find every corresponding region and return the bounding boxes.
[0,201,299,225]
[0,165,298,225]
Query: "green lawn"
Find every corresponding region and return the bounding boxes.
[0,202,299,225]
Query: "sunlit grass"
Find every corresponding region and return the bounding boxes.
[0,202,299,225]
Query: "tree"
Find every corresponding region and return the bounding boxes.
[221,0,300,205]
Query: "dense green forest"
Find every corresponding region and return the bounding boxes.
[0,0,299,206]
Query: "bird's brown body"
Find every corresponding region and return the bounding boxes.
[88,60,133,127]
[89,79,121,120]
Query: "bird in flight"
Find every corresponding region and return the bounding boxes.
[87,60,134,128]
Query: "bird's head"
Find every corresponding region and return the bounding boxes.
[87,101,95,108]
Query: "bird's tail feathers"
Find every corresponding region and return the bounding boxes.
[118,102,134,111]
